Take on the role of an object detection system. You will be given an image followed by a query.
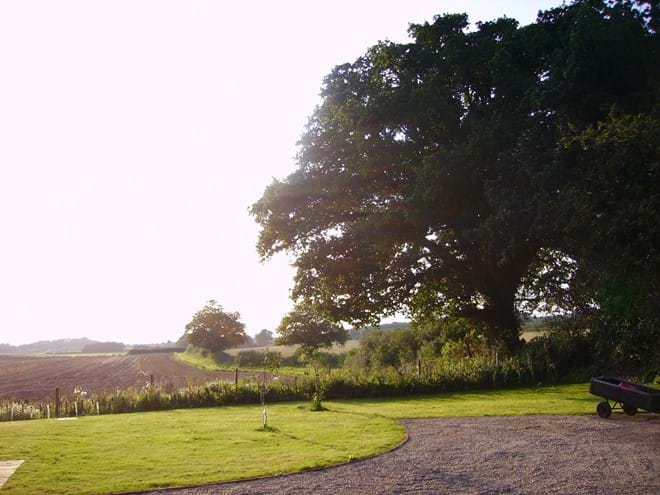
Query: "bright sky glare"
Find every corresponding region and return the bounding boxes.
[0,1,563,346]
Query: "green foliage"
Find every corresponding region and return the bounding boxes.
[276,306,349,410]
[295,348,345,369]
[347,318,491,375]
[184,300,248,353]
[0,379,306,423]
[254,328,275,347]
[321,354,595,401]
[276,305,348,355]
[4,321,627,426]
[1,325,629,424]
[252,1,658,356]
[342,319,607,395]
[236,349,283,369]
[309,379,328,411]
[554,113,660,378]
[178,346,310,373]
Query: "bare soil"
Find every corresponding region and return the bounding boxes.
[141,414,660,495]
[0,353,288,401]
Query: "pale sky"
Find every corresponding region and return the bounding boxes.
[0,1,563,346]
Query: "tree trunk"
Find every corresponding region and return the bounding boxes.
[483,273,523,355]
[490,306,522,356]
[460,293,521,355]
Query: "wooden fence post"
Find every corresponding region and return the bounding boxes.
[55,387,60,418]
[234,368,239,388]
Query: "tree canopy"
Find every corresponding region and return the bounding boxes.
[252,0,659,357]
[254,329,275,347]
[184,301,248,353]
[275,306,348,355]
[555,113,660,375]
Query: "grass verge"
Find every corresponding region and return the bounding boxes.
[0,383,595,495]
[223,341,360,358]
[329,382,594,417]
[175,348,308,376]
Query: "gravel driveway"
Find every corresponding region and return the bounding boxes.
[137,414,660,495]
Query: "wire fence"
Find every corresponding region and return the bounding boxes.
[0,373,306,422]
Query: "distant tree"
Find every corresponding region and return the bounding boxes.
[240,334,256,348]
[276,305,348,409]
[0,343,15,353]
[176,333,189,348]
[81,342,125,353]
[254,329,274,347]
[184,301,248,353]
[276,306,348,353]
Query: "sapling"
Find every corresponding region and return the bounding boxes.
[259,351,280,429]
[275,304,347,411]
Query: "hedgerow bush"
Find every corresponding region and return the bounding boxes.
[324,354,555,399]
[0,322,617,423]
[0,379,307,422]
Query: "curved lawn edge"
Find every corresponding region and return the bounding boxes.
[113,417,409,495]
[137,415,660,495]
[0,384,597,494]
[111,384,599,494]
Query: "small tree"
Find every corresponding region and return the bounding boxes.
[259,349,282,430]
[276,305,348,410]
[184,300,248,354]
[254,329,274,347]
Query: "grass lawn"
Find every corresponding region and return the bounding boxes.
[223,340,361,358]
[329,383,594,417]
[175,348,310,376]
[0,383,596,495]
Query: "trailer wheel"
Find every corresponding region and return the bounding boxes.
[597,401,611,418]
[622,404,637,416]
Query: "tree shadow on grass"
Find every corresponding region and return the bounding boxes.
[254,425,332,448]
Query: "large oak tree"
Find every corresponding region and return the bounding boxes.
[252,1,658,355]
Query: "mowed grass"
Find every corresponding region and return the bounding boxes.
[174,349,309,376]
[329,383,594,418]
[224,340,361,358]
[0,404,402,495]
[0,383,596,495]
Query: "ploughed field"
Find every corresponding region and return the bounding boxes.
[0,353,284,402]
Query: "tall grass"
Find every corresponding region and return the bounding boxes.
[0,378,306,422]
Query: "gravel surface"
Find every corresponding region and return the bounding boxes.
[139,414,660,495]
